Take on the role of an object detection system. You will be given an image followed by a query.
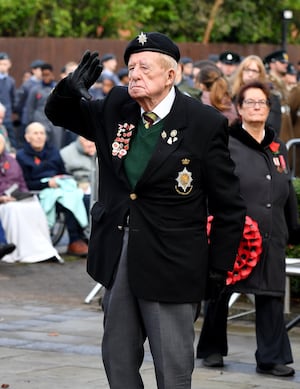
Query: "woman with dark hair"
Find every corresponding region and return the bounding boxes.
[197,80,300,377]
[230,55,281,136]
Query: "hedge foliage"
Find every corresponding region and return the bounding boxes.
[287,178,300,297]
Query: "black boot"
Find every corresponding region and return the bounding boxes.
[0,243,16,259]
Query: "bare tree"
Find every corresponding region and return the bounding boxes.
[203,0,224,44]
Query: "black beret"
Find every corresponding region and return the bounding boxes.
[286,62,297,75]
[124,32,180,65]
[0,52,10,60]
[264,50,288,64]
[99,73,116,83]
[30,59,45,69]
[219,51,241,65]
[180,56,193,64]
[100,53,116,64]
[117,67,128,79]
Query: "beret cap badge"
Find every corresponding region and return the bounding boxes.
[124,31,180,65]
[137,32,148,46]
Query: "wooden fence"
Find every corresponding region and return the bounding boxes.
[0,37,298,86]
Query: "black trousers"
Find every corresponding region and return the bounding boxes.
[56,203,85,243]
[197,292,293,366]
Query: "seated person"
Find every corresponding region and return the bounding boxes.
[17,122,89,257]
[0,102,15,155]
[0,134,62,263]
[60,135,97,214]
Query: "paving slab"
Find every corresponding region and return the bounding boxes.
[1,258,300,388]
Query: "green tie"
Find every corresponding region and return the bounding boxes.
[143,112,158,129]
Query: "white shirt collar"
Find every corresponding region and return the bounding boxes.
[141,87,176,123]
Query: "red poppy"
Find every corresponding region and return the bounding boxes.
[207,215,262,286]
[34,156,41,165]
[3,161,10,170]
[269,141,280,154]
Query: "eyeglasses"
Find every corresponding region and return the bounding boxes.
[243,68,260,74]
[243,99,269,108]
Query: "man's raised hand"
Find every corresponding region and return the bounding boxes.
[66,50,103,100]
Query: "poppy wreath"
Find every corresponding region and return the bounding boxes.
[207,215,263,286]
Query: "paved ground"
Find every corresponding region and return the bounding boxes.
[1,253,300,389]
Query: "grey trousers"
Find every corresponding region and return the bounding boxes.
[102,229,198,389]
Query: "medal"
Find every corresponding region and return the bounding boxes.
[175,167,193,195]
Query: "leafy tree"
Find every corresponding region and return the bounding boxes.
[209,0,298,44]
[0,0,300,44]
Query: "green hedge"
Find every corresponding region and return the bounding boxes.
[286,178,300,297]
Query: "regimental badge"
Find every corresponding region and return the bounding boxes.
[161,129,178,144]
[161,131,167,139]
[167,130,178,144]
[137,32,147,45]
[175,167,193,195]
[181,158,190,165]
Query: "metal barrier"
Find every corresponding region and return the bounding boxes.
[286,138,300,177]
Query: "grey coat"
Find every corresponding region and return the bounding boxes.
[60,138,95,185]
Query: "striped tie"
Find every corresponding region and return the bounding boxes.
[143,112,158,129]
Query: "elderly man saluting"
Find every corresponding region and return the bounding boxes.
[45,32,246,389]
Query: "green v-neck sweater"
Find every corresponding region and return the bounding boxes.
[124,119,165,189]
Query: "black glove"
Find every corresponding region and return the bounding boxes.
[65,50,103,100]
[206,269,227,302]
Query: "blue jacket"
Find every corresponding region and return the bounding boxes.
[0,75,16,125]
[16,142,67,191]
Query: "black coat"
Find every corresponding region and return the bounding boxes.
[229,122,300,296]
[45,82,246,303]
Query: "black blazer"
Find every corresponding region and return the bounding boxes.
[45,82,246,303]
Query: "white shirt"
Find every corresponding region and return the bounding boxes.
[141,86,176,125]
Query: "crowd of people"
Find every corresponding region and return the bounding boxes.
[0,52,100,260]
[1,46,299,153]
[0,34,300,387]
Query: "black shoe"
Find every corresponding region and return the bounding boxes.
[203,353,224,367]
[256,364,295,377]
[0,243,16,259]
